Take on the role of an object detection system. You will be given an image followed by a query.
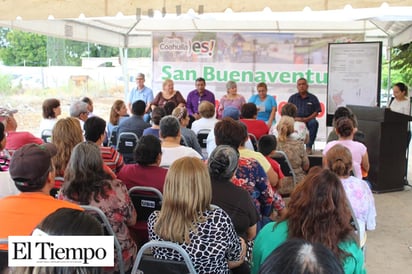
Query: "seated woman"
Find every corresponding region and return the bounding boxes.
[240,103,269,140]
[217,81,246,118]
[252,167,366,274]
[171,106,203,156]
[39,98,61,137]
[325,144,376,244]
[148,157,245,274]
[323,117,369,179]
[158,116,202,167]
[59,142,137,272]
[276,115,309,195]
[191,101,218,134]
[209,145,260,274]
[117,134,167,192]
[52,117,84,192]
[258,238,344,274]
[107,99,129,143]
[327,106,365,143]
[270,102,308,144]
[214,118,274,226]
[151,79,186,110]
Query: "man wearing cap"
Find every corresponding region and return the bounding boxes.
[127,73,153,122]
[0,143,82,250]
[1,107,43,154]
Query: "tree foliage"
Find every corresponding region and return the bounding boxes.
[0,28,151,66]
[391,42,412,87]
[0,30,47,66]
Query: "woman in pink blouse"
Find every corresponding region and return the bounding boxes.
[217,81,246,118]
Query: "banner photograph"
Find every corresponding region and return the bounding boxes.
[152,32,364,141]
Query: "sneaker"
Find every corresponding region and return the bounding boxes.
[306,147,313,155]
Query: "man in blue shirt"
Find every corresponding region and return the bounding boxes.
[288,78,321,154]
[127,73,153,122]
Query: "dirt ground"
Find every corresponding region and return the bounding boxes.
[5,92,412,273]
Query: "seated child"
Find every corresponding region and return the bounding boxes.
[258,134,286,216]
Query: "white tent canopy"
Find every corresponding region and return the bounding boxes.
[0,6,411,48]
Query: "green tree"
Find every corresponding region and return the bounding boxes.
[391,42,412,87]
[0,30,47,66]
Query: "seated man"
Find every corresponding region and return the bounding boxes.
[118,100,150,138]
[84,116,124,174]
[69,100,89,130]
[288,78,321,154]
[0,143,82,250]
[1,107,43,153]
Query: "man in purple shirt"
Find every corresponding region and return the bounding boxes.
[186,77,216,121]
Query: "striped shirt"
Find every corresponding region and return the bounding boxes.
[100,146,124,174]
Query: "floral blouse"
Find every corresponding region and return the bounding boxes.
[232,157,274,217]
[60,179,137,272]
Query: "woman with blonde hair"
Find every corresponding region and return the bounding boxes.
[52,117,84,191]
[276,115,309,195]
[252,167,365,274]
[148,157,244,274]
[151,78,186,110]
[325,144,376,244]
[171,106,203,156]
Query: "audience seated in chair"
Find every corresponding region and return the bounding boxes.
[206,106,254,155]
[209,145,259,274]
[117,100,150,139]
[327,106,365,144]
[0,122,19,199]
[191,101,218,134]
[171,106,203,156]
[107,99,129,146]
[69,100,89,130]
[148,157,246,274]
[51,117,84,191]
[258,238,344,274]
[81,96,95,118]
[276,115,309,195]
[142,106,166,138]
[1,107,43,153]
[39,98,61,137]
[252,167,366,274]
[214,117,275,229]
[0,143,82,250]
[158,116,202,167]
[117,134,167,192]
[84,116,124,174]
[270,102,309,144]
[59,142,137,272]
[325,144,376,245]
[322,117,369,179]
[258,135,287,216]
[240,103,269,140]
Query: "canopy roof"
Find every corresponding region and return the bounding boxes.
[0,2,411,48]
